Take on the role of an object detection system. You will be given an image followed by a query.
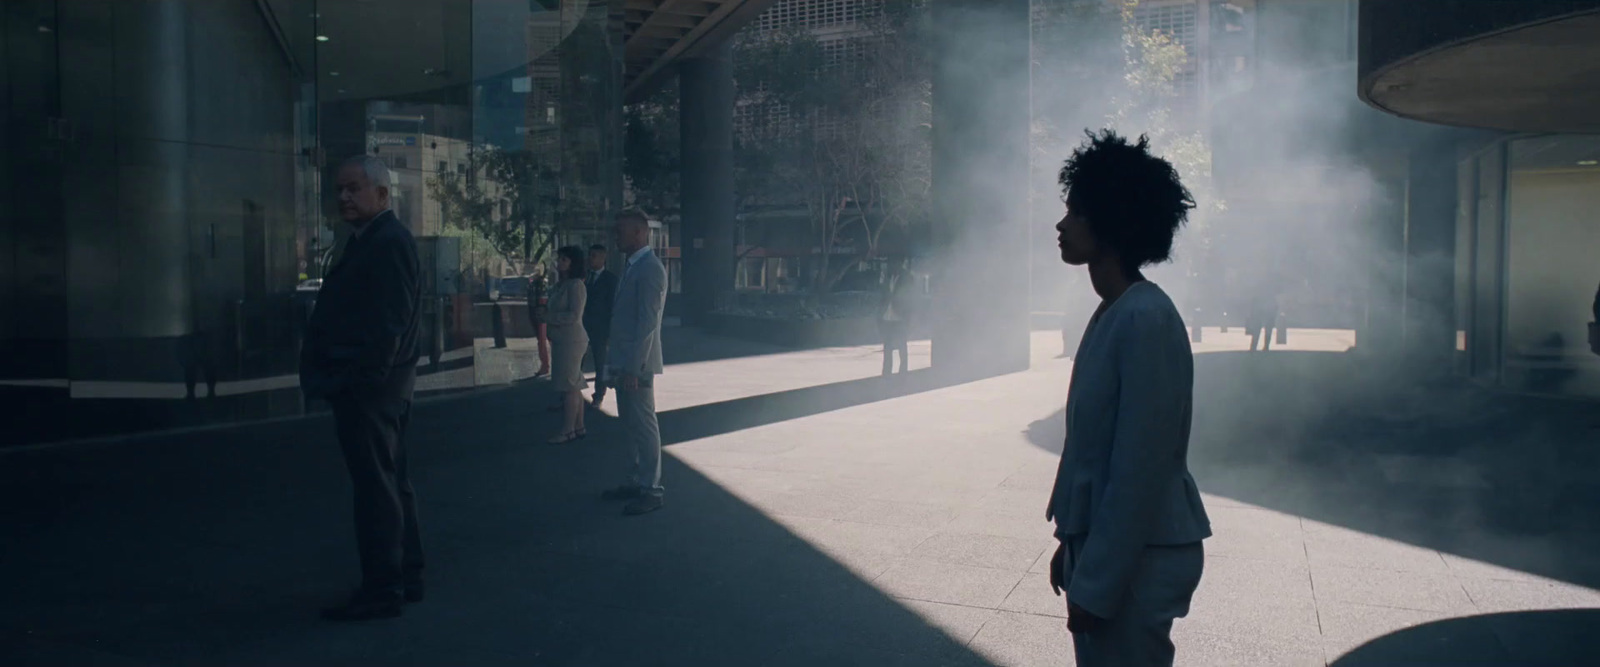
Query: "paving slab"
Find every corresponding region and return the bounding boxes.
[7,328,1600,666]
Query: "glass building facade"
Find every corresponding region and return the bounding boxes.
[1,0,626,445]
[1456,135,1600,397]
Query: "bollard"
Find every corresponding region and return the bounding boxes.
[1191,324,1202,343]
[1276,324,1288,346]
[429,296,445,370]
[492,302,507,348]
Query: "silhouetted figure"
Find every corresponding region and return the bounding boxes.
[600,210,669,516]
[879,260,914,376]
[546,246,590,444]
[584,245,620,407]
[1589,281,1600,357]
[179,330,219,400]
[300,156,424,621]
[1046,130,1212,667]
[1246,285,1279,352]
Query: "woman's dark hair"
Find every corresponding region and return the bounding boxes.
[1058,129,1195,268]
[556,246,586,280]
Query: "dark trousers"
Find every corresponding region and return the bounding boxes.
[880,320,909,375]
[587,337,610,398]
[1064,535,1205,667]
[330,393,425,599]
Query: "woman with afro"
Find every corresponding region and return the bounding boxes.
[1045,129,1213,667]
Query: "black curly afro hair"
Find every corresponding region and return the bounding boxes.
[1058,129,1195,269]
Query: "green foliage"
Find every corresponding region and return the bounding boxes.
[427,147,555,274]
[1033,0,1224,273]
[623,88,680,215]
[731,4,933,293]
[1109,0,1224,266]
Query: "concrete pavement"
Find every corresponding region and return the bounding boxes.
[4,327,1599,666]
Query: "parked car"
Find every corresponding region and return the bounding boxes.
[489,275,530,301]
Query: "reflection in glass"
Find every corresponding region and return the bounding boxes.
[1503,136,1600,396]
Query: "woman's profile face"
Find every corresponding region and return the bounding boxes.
[1055,200,1099,266]
[557,255,571,274]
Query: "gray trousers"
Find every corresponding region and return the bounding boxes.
[1065,536,1205,667]
[618,379,664,496]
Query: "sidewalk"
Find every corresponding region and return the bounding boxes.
[3,329,1598,666]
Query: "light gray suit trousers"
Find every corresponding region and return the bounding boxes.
[619,377,662,496]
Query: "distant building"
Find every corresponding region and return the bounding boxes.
[731,0,920,295]
[366,126,475,239]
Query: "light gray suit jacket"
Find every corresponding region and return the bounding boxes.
[1047,281,1211,620]
[607,247,668,378]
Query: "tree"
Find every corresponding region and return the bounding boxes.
[623,85,681,216]
[427,147,551,274]
[732,2,933,294]
[1032,0,1224,286]
[1107,0,1223,252]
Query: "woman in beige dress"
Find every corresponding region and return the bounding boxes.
[546,246,590,443]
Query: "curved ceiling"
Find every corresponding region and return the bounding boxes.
[622,0,777,102]
[1360,9,1600,133]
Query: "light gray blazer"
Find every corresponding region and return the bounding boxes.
[606,247,668,377]
[1047,281,1211,619]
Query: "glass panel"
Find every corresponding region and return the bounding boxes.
[1454,156,1475,374]
[1502,135,1600,396]
[1471,143,1505,382]
[0,0,628,444]
[1,0,68,398]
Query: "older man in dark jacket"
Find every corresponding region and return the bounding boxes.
[301,155,424,621]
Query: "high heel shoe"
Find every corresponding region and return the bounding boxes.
[548,431,582,444]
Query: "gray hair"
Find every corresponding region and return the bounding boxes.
[341,154,393,190]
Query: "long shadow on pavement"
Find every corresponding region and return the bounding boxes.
[661,369,961,447]
[0,380,996,666]
[1025,350,1600,590]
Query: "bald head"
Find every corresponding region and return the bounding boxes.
[614,209,651,255]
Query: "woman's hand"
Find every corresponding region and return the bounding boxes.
[1050,541,1108,634]
[1049,542,1066,595]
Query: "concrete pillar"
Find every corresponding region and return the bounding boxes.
[930,0,1032,378]
[1357,165,1408,357]
[1402,141,1458,373]
[678,40,736,325]
[83,0,193,341]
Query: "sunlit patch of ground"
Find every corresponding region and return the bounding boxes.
[666,330,1600,666]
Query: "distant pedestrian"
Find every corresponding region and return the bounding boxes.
[600,210,669,516]
[545,246,590,444]
[1589,280,1600,356]
[1047,130,1212,666]
[301,155,425,621]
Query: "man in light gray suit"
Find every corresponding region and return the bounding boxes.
[600,209,669,516]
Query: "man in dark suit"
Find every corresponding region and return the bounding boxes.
[300,155,425,621]
[584,244,620,407]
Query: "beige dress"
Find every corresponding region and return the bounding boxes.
[545,278,589,391]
